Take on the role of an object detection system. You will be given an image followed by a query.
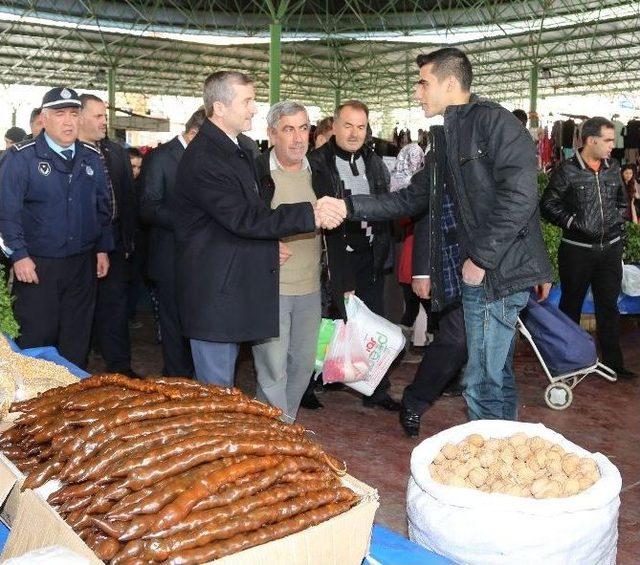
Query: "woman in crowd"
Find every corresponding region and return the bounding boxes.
[622,165,640,224]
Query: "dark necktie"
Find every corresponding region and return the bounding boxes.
[61,149,73,160]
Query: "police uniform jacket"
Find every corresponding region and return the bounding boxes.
[173,119,316,343]
[0,132,114,262]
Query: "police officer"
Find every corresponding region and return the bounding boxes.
[0,87,114,369]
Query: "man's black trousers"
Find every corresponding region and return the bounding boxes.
[93,237,132,373]
[558,240,624,371]
[155,273,194,377]
[402,303,468,415]
[13,253,95,369]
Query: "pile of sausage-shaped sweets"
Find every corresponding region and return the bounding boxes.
[0,375,359,564]
[429,433,601,499]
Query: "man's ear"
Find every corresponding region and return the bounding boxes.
[212,100,226,118]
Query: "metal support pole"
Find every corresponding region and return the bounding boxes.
[107,66,117,140]
[269,21,282,105]
[529,64,539,128]
[334,86,341,110]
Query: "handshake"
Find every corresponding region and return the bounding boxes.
[313,196,348,230]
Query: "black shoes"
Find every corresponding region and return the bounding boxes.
[362,395,402,411]
[300,390,323,409]
[399,407,421,437]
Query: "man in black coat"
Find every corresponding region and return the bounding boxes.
[541,117,635,379]
[140,108,206,376]
[323,48,552,422]
[173,71,344,387]
[79,94,137,375]
[308,101,399,411]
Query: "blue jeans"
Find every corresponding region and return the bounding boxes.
[461,282,529,421]
[190,339,239,387]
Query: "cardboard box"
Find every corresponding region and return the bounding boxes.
[2,474,379,564]
[0,454,23,528]
[0,416,27,528]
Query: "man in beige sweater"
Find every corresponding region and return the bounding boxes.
[252,101,322,422]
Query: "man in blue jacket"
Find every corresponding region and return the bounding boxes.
[0,87,114,368]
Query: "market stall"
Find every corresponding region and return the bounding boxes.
[0,339,447,565]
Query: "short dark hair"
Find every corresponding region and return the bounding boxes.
[334,100,369,121]
[5,127,27,143]
[512,109,528,126]
[79,93,104,108]
[185,107,207,132]
[581,117,614,143]
[29,107,42,124]
[416,48,473,91]
[127,147,142,159]
[316,116,334,137]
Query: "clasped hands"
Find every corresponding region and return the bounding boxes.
[313,197,348,230]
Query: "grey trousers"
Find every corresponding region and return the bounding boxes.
[252,291,321,422]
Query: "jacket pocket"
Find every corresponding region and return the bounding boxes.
[459,141,489,166]
[571,183,592,207]
[496,237,536,283]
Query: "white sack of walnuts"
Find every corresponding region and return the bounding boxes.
[407,420,621,565]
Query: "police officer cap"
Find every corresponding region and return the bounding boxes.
[41,87,81,110]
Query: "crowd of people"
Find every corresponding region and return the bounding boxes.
[1,47,638,437]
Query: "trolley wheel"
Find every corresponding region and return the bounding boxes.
[544,382,573,410]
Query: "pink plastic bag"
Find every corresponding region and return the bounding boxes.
[322,320,370,384]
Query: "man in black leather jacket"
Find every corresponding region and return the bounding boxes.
[308,100,399,411]
[330,48,552,422]
[541,117,635,379]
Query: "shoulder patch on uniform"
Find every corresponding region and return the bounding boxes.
[81,142,100,154]
[13,140,36,152]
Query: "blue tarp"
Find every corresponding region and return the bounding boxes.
[18,346,89,379]
[547,285,640,315]
[2,334,89,379]
[366,525,452,564]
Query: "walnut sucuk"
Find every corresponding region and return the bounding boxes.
[429,433,601,498]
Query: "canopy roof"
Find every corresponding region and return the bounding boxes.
[1,1,638,110]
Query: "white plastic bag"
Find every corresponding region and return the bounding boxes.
[322,320,370,384]
[407,420,621,565]
[343,296,405,396]
[621,263,640,296]
[3,546,90,565]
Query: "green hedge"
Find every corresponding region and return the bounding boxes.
[0,264,19,338]
[538,173,640,283]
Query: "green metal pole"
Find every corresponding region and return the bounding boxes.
[334,86,341,110]
[269,21,282,105]
[529,64,539,128]
[107,65,117,140]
